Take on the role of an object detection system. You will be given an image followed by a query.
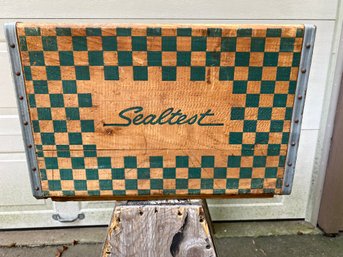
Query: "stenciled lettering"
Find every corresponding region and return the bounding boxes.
[103,106,224,127]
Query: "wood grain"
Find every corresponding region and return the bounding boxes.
[15,23,304,198]
[102,200,217,257]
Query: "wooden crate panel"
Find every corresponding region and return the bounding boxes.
[13,23,309,199]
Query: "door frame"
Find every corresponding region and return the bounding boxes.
[305,1,343,225]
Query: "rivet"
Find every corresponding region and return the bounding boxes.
[139,210,143,216]
[298,95,303,100]
[35,186,40,191]
[301,68,306,73]
[32,167,37,171]
[294,119,299,124]
[306,43,311,49]
[28,144,32,148]
[291,142,296,146]
[206,245,211,249]
[23,121,28,125]
[285,184,290,187]
[10,43,15,48]
[15,71,21,76]
[199,218,204,223]
[19,96,24,100]
[287,162,292,167]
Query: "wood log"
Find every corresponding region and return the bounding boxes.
[102,200,217,257]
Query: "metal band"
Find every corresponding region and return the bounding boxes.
[4,22,44,198]
[282,24,316,194]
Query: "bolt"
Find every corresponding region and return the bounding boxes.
[32,167,37,171]
[291,142,296,146]
[35,186,40,191]
[285,184,290,187]
[298,95,303,100]
[301,68,306,73]
[10,43,15,48]
[294,119,299,124]
[15,71,21,76]
[306,43,311,49]
[23,121,28,125]
[28,144,32,148]
[19,96,24,100]
[288,162,292,167]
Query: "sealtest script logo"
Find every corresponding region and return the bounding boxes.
[103,106,224,127]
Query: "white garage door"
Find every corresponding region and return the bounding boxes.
[0,0,338,228]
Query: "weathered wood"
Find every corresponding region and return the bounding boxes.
[102,200,217,257]
[9,23,311,199]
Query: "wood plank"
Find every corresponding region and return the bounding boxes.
[0,0,337,20]
[102,200,217,257]
[11,23,308,199]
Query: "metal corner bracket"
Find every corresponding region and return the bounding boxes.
[282,24,317,194]
[4,22,45,199]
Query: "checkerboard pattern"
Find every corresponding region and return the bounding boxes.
[17,25,303,82]
[16,24,304,198]
[38,150,284,197]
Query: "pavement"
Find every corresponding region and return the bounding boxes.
[0,221,342,257]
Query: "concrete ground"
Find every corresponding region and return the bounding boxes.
[0,221,342,257]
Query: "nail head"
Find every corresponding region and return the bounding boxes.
[15,71,21,76]
[10,43,15,48]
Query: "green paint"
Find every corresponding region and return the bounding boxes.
[59,51,74,66]
[42,36,58,51]
[29,51,45,66]
[102,36,117,51]
[88,51,104,66]
[46,66,61,80]
[219,67,234,81]
[190,67,205,81]
[162,66,176,81]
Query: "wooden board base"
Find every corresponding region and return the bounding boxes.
[102,200,217,257]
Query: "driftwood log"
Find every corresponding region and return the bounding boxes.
[102,200,217,257]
